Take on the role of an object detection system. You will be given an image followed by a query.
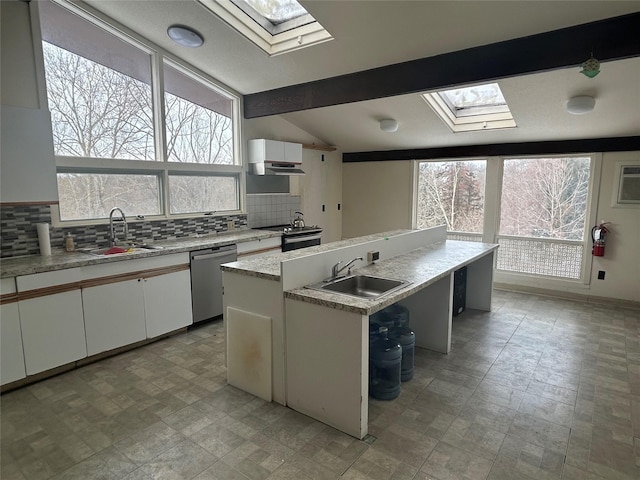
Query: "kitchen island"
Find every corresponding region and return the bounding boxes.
[221,226,498,438]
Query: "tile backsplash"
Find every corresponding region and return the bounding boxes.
[246,194,301,228]
[0,204,247,258]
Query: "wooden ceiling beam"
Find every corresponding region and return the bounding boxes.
[244,12,640,119]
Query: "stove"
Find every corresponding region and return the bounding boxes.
[258,224,323,251]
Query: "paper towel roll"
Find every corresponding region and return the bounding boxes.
[36,223,52,256]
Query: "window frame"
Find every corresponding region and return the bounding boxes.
[413,153,602,286]
[38,0,244,227]
[196,0,332,56]
[413,157,487,237]
[422,83,517,133]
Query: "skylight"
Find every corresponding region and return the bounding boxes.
[422,83,516,132]
[244,0,307,25]
[197,0,332,56]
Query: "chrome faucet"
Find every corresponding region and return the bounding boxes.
[331,256,363,280]
[108,207,128,247]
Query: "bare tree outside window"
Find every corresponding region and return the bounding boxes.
[43,42,155,161]
[164,93,233,165]
[416,161,485,233]
[42,37,239,221]
[500,157,591,240]
[57,173,161,220]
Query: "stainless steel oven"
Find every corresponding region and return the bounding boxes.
[258,225,323,251]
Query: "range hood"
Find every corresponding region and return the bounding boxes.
[248,139,305,176]
[249,160,305,176]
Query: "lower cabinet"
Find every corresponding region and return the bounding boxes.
[83,279,147,356]
[1,302,26,383]
[144,270,192,338]
[18,290,87,375]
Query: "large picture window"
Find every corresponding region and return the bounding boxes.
[39,0,241,223]
[416,160,485,241]
[497,157,592,279]
[414,155,597,282]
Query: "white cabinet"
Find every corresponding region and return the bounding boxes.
[18,290,87,375]
[237,236,281,259]
[294,149,342,242]
[1,278,25,384]
[1,302,25,384]
[144,270,192,338]
[248,139,302,163]
[83,278,147,356]
[83,255,192,351]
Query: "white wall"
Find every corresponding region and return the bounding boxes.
[341,160,413,238]
[341,154,640,304]
[589,151,640,301]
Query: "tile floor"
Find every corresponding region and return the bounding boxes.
[1,290,639,480]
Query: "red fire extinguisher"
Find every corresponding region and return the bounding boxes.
[591,222,610,257]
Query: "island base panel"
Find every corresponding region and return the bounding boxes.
[285,299,368,439]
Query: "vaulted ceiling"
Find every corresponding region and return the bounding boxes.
[83,0,640,153]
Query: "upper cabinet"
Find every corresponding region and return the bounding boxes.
[1,106,58,204]
[249,139,302,163]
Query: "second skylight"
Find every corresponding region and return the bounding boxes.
[423,83,516,133]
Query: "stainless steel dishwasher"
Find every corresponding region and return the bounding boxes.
[190,244,237,324]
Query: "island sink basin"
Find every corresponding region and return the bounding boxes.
[307,275,409,299]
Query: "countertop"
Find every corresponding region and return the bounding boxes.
[221,230,411,280]
[0,229,280,278]
[285,240,498,315]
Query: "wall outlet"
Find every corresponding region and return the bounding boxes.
[367,251,380,262]
[597,270,605,280]
[227,221,235,230]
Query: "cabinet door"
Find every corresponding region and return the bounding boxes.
[144,270,193,338]
[18,290,87,375]
[284,142,302,163]
[263,139,285,161]
[297,149,343,243]
[1,302,26,384]
[83,279,146,356]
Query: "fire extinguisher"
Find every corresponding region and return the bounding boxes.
[591,222,610,257]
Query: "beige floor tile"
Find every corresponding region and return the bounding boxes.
[2,293,639,480]
[420,441,493,480]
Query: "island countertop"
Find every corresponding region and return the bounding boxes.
[284,240,498,315]
[221,230,410,280]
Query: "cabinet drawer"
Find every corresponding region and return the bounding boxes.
[79,252,189,279]
[237,236,281,255]
[17,268,82,292]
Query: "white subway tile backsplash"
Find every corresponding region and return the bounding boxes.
[247,194,301,227]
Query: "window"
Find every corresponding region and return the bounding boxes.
[422,83,516,132]
[197,0,332,56]
[497,156,592,279]
[39,0,241,223]
[416,160,485,241]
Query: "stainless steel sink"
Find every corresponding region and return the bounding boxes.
[306,275,409,299]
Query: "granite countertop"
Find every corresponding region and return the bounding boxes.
[221,230,410,280]
[0,229,281,278]
[285,240,498,315]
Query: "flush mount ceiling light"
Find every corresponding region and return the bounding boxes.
[566,95,596,115]
[167,25,204,47]
[380,119,399,132]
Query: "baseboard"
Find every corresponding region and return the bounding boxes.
[493,282,640,310]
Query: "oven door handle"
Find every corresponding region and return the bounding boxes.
[283,234,322,244]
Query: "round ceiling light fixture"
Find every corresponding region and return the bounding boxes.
[380,119,399,132]
[167,25,204,48]
[566,95,596,115]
